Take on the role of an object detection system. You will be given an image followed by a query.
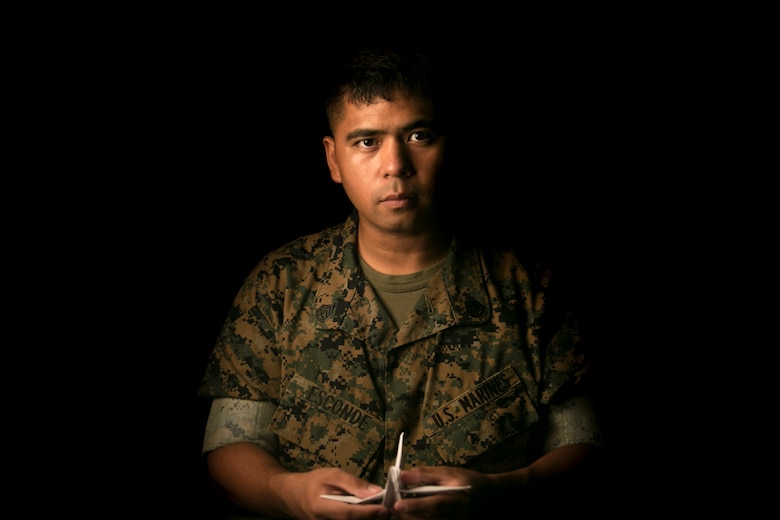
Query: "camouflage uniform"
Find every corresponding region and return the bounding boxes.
[198,211,594,486]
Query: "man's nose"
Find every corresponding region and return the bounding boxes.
[382,139,412,178]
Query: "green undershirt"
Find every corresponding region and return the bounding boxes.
[358,256,445,328]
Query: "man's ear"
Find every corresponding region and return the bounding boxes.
[323,136,342,183]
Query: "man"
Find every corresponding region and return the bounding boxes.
[198,42,604,519]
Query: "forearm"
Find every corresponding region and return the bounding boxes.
[487,443,601,509]
[206,442,296,517]
[526,442,595,483]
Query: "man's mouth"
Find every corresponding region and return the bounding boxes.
[382,193,409,201]
[380,193,414,208]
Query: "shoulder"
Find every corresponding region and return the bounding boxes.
[460,240,550,282]
[246,217,355,282]
[269,222,343,260]
[468,243,585,309]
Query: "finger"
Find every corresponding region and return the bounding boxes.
[321,469,385,498]
[401,466,451,486]
[395,494,470,520]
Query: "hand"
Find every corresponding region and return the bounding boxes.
[283,467,392,520]
[393,466,492,520]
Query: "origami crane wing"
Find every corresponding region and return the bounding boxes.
[321,432,470,505]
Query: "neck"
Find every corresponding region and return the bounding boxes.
[357,223,450,276]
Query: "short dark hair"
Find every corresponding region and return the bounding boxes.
[323,43,448,132]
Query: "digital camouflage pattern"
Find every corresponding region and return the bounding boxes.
[198,210,591,485]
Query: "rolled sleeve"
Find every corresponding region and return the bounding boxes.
[202,398,279,456]
[543,394,604,452]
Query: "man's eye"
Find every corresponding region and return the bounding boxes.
[359,138,377,147]
[409,131,432,142]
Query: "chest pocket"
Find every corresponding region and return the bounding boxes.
[269,373,384,478]
[422,366,540,467]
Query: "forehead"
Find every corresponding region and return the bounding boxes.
[332,94,437,134]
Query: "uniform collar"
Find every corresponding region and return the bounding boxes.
[313,211,491,344]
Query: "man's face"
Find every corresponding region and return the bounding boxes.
[323,93,446,237]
